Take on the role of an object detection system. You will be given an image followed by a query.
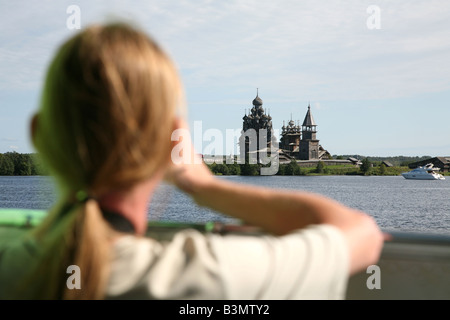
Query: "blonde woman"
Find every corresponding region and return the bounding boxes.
[0,23,383,300]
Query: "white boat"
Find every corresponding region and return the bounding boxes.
[402,163,445,180]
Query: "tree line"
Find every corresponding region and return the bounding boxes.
[206,158,410,176]
[0,152,431,177]
[0,152,48,176]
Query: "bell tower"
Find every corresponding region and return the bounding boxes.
[299,104,320,160]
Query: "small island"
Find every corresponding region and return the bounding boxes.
[204,155,449,177]
[205,92,449,177]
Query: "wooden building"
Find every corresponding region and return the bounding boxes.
[279,119,301,158]
[240,91,274,163]
[279,105,330,160]
[408,157,450,173]
[382,161,394,167]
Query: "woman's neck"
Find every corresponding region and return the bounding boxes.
[97,177,161,235]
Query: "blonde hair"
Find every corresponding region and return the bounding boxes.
[21,22,183,299]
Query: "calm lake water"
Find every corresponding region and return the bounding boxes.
[1,175,449,236]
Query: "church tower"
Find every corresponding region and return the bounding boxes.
[279,117,301,158]
[299,104,320,160]
[240,90,273,163]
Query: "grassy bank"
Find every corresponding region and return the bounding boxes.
[206,161,413,176]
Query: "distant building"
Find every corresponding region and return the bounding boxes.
[408,157,450,173]
[279,118,301,158]
[240,91,274,163]
[382,161,394,167]
[280,105,331,160]
[348,157,363,166]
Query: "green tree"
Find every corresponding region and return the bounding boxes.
[288,160,303,175]
[5,152,32,175]
[276,164,285,175]
[228,163,241,175]
[360,158,371,175]
[316,161,325,174]
[215,163,229,175]
[0,153,14,175]
[240,163,258,176]
[378,163,386,175]
[284,162,294,175]
[293,164,302,175]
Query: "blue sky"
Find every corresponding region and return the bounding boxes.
[1,0,449,157]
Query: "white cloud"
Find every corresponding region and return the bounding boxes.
[0,0,449,155]
[2,0,450,99]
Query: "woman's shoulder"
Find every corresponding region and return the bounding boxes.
[107,229,225,299]
[0,235,40,298]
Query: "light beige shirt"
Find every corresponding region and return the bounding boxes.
[106,224,349,300]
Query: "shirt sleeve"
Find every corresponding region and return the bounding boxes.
[209,224,350,300]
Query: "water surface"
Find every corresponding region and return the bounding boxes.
[1,175,449,235]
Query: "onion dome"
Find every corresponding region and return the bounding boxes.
[253,94,263,106]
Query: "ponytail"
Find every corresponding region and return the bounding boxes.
[63,199,113,299]
[16,198,114,299]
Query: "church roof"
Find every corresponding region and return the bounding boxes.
[302,105,316,126]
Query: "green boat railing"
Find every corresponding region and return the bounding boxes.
[1,208,449,299]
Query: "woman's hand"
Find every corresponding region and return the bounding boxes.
[164,118,215,199]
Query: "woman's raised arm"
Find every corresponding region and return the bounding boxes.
[165,134,384,275]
